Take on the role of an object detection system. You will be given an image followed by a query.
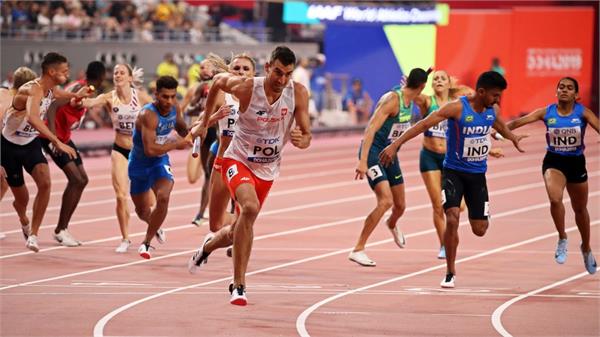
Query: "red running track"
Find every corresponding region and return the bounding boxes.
[0,124,598,337]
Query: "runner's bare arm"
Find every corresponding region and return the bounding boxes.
[26,86,77,158]
[139,109,187,156]
[290,82,311,149]
[506,107,545,130]
[380,100,460,165]
[355,91,398,179]
[583,107,599,134]
[493,105,527,153]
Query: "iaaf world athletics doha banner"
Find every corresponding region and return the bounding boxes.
[288,2,593,118]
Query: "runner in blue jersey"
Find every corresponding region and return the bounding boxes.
[380,71,527,287]
[508,77,599,274]
[416,71,504,260]
[351,68,431,267]
[129,76,191,259]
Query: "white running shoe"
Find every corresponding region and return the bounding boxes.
[138,243,153,259]
[26,235,39,252]
[389,224,406,248]
[440,273,455,288]
[229,284,247,306]
[53,229,80,247]
[348,250,376,267]
[155,228,166,244]
[188,233,214,274]
[115,239,131,253]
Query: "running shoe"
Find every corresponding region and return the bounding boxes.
[555,238,568,264]
[138,242,153,259]
[155,228,166,244]
[389,224,406,248]
[188,233,214,274]
[53,229,80,247]
[115,239,131,253]
[26,235,39,253]
[440,272,455,288]
[191,213,203,227]
[437,246,446,259]
[348,250,376,267]
[581,246,597,275]
[230,284,247,306]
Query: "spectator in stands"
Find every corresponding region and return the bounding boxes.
[156,52,179,79]
[187,55,204,88]
[491,57,506,76]
[344,78,373,124]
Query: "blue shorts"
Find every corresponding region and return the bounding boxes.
[419,147,445,172]
[360,146,403,190]
[209,140,219,156]
[129,157,173,195]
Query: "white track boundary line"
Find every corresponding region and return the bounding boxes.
[92,192,599,337]
[491,271,591,337]
[295,218,600,337]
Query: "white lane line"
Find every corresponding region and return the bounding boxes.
[295,218,600,337]
[491,271,591,337]
[92,193,599,337]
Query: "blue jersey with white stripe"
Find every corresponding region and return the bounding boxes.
[130,103,177,167]
[444,96,496,174]
[544,103,586,156]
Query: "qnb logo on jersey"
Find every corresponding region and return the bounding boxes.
[527,48,582,77]
[462,126,491,135]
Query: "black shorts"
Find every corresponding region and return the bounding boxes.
[442,168,489,220]
[112,143,131,160]
[203,126,217,151]
[0,135,48,187]
[40,138,83,169]
[542,151,587,183]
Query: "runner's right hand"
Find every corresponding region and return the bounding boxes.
[355,161,367,180]
[55,141,77,159]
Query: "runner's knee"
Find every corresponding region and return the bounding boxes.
[471,221,488,237]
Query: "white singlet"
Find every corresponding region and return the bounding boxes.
[218,93,240,138]
[224,77,295,181]
[2,80,53,145]
[111,87,140,135]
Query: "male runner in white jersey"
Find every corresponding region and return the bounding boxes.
[1,52,88,252]
[188,46,312,306]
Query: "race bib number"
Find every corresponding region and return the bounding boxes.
[15,123,39,138]
[462,135,490,162]
[388,122,411,141]
[247,136,282,163]
[118,121,134,132]
[548,126,581,152]
[155,135,168,145]
[366,165,383,180]
[427,120,447,138]
[226,164,238,182]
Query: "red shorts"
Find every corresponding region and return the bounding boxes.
[221,158,273,208]
[213,156,224,173]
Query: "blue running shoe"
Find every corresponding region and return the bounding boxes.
[581,247,597,275]
[438,246,446,259]
[555,238,568,264]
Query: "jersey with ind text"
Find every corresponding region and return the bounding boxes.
[130,103,176,167]
[444,96,496,174]
[544,103,586,156]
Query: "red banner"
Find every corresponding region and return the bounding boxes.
[436,7,594,118]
